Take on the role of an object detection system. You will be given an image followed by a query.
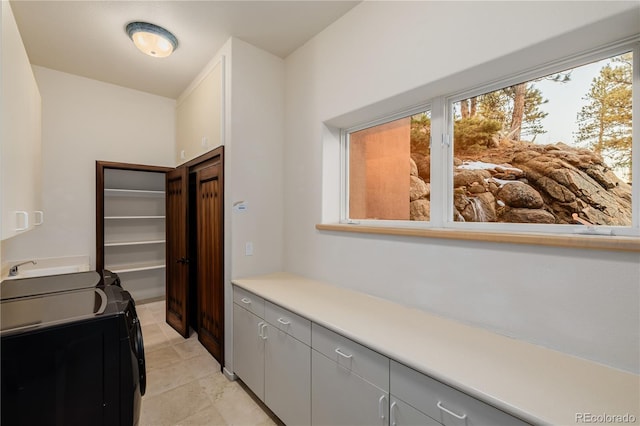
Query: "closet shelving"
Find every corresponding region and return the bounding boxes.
[97,162,173,301]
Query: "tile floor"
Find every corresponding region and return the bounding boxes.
[136,299,278,426]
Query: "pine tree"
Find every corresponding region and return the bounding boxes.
[576,53,632,175]
[472,83,548,141]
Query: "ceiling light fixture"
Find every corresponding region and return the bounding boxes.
[126,21,178,58]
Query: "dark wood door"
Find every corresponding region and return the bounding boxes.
[195,162,224,364]
[166,167,189,337]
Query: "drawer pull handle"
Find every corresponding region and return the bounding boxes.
[334,348,353,359]
[390,401,398,426]
[378,395,387,421]
[260,323,268,340]
[277,318,291,325]
[241,297,251,304]
[437,401,467,421]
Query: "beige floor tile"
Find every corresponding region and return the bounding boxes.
[186,354,221,380]
[137,308,157,326]
[145,345,182,371]
[197,373,230,403]
[141,323,171,352]
[158,321,189,345]
[212,381,276,426]
[145,357,198,397]
[174,338,211,360]
[139,380,211,426]
[139,298,275,426]
[176,404,227,426]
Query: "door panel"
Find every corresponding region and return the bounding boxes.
[265,326,311,426]
[232,304,265,400]
[165,167,189,337]
[196,162,224,364]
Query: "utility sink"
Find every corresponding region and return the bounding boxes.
[3,264,90,281]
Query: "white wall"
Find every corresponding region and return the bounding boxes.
[1,66,175,268]
[228,38,285,279]
[224,38,285,371]
[284,1,640,373]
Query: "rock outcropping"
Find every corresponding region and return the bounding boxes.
[409,141,632,225]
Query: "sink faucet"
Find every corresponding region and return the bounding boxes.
[9,260,37,277]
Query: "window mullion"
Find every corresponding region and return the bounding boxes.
[633,42,639,230]
[429,97,448,228]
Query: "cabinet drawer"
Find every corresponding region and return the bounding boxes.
[312,323,388,391]
[390,361,528,426]
[233,286,265,318]
[265,301,311,346]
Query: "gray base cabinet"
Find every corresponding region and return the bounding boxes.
[233,286,311,425]
[232,303,265,400]
[265,326,311,426]
[233,285,530,426]
[311,350,388,426]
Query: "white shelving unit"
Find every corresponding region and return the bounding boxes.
[102,168,167,301]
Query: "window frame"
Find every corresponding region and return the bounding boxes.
[340,39,640,238]
[340,103,433,228]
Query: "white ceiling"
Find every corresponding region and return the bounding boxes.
[10,0,359,99]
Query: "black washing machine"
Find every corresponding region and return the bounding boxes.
[0,271,146,426]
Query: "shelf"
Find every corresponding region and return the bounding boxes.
[104,216,165,220]
[104,240,166,247]
[105,188,165,198]
[108,262,166,274]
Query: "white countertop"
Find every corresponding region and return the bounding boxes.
[232,272,640,426]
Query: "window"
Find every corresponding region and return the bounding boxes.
[342,42,638,237]
[347,109,431,222]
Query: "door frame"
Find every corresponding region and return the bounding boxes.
[95,161,173,273]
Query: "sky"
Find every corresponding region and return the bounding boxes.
[532,58,610,147]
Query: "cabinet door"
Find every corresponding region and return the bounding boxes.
[166,167,189,337]
[233,304,265,400]
[265,327,311,426]
[390,397,441,426]
[1,0,41,240]
[312,349,388,426]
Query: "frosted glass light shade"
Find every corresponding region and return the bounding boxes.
[126,22,178,58]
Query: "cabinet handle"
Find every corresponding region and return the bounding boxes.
[390,401,398,426]
[34,211,44,226]
[277,317,290,325]
[437,401,467,421]
[15,211,29,231]
[241,297,251,304]
[261,323,268,340]
[258,321,265,338]
[378,395,387,421]
[334,348,353,359]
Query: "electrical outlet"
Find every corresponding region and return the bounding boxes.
[245,242,254,256]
